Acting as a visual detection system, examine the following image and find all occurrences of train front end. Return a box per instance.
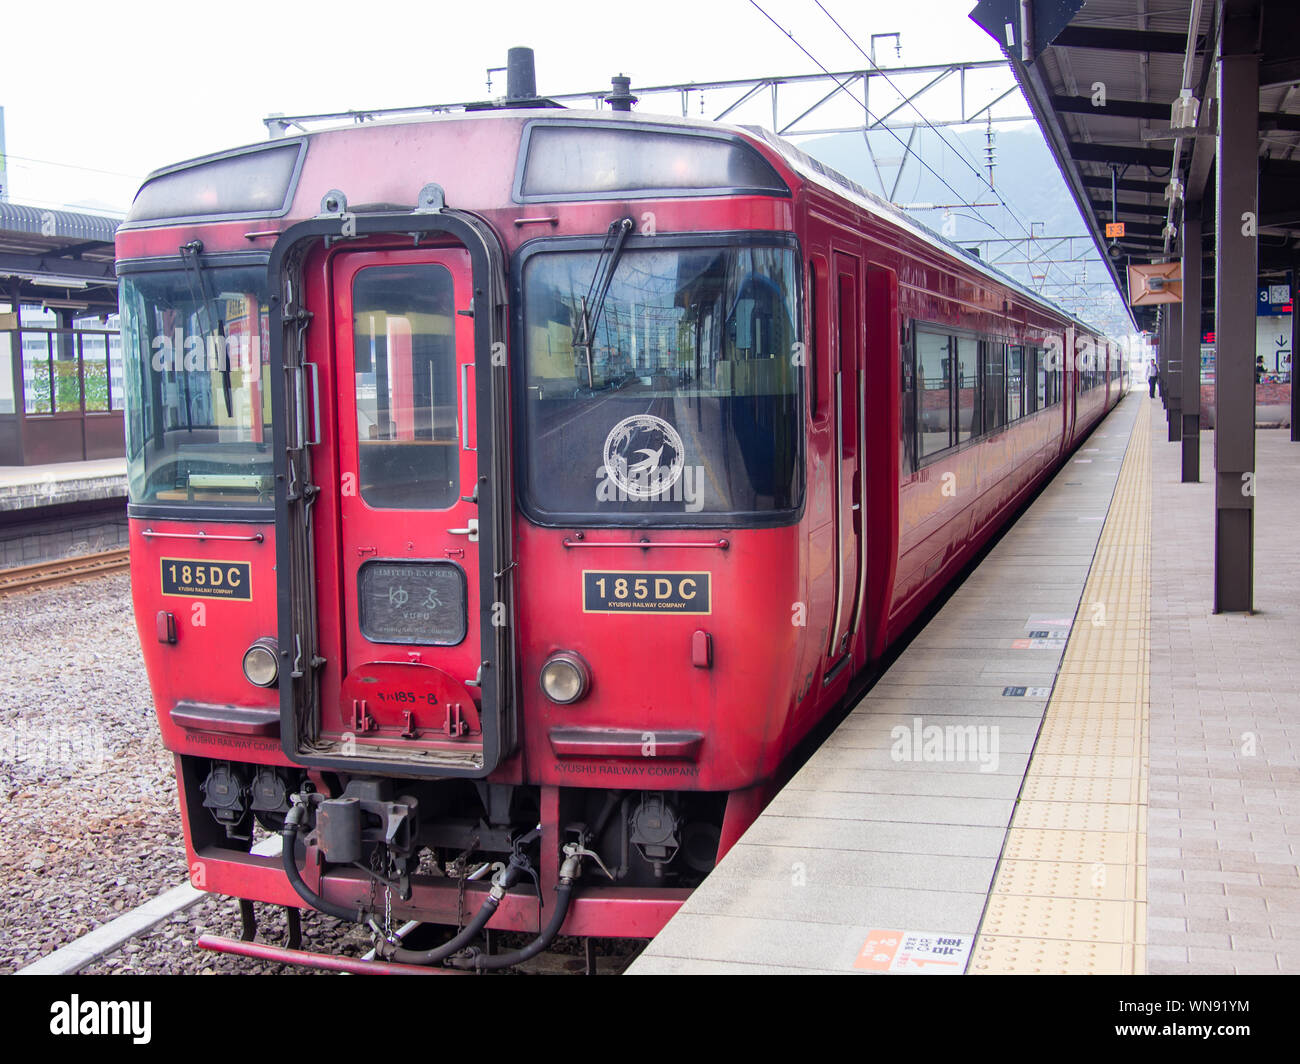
[117,108,817,962]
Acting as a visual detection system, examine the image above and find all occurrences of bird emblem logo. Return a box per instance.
[602,414,686,500]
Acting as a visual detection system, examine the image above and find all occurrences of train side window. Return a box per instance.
[1035,346,1047,409]
[916,327,952,459]
[900,322,916,474]
[953,335,978,444]
[982,340,1006,433]
[1023,346,1037,415]
[1007,345,1023,421]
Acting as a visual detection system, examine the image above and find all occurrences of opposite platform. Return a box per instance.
[0,457,127,513]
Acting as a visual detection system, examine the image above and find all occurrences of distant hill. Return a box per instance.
[799,123,1085,244]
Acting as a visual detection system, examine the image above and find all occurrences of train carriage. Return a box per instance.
[116,56,1123,969]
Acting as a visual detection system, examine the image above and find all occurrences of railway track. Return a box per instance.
[24,877,644,976]
[0,548,130,594]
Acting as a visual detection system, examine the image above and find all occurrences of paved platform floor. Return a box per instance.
[629,394,1300,975]
[1145,408,1300,974]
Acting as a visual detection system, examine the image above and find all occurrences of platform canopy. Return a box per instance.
[0,202,120,318]
[972,0,1300,334]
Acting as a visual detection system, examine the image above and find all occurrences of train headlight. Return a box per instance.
[539,652,590,705]
[242,639,280,688]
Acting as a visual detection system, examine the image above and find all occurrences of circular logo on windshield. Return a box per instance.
[602,414,685,500]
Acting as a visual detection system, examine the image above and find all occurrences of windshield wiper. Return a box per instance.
[179,240,234,418]
[573,217,634,388]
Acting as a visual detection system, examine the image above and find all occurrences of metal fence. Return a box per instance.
[0,326,125,464]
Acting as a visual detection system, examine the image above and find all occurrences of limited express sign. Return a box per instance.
[582,571,711,614]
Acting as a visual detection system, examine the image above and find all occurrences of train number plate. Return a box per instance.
[160,558,252,600]
[582,571,711,614]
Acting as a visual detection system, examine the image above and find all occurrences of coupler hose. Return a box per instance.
[447,845,583,971]
[380,859,524,966]
[280,801,368,925]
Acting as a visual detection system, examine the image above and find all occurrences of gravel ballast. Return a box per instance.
[1,571,644,975]
[0,572,182,973]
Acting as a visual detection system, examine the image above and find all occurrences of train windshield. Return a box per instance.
[120,266,272,507]
[519,244,803,524]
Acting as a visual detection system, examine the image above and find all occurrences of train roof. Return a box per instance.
[125,106,1115,343]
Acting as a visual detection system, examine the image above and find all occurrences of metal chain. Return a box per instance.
[449,837,478,931]
[455,859,468,930]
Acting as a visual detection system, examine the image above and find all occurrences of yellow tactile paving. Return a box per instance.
[981,895,1135,941]
[1019,775,1143,805]
[973,398,1151,974]
[991,858,1142,902]
[1037,717,1141,739]
[1026,754,1142,778]
[969,937,1134,975]
[1032,734,1142,759]
[1012,800,1139,833]
[1001,827,1136,864]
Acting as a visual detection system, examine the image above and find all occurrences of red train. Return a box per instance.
[116,53,1124,970]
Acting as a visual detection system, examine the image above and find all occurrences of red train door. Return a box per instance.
[826,253,863,667]
[327,248,487,765]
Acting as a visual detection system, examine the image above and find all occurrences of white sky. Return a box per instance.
[1,0,1004,212]
[0,0,1136,335]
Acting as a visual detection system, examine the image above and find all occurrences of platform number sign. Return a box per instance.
[854,929,973,974]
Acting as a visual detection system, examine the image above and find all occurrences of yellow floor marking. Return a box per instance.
[972,398,1150,974]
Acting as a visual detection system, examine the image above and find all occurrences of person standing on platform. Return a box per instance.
[1147,357,1159,398]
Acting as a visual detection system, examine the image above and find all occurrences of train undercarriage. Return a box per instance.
[185,755,731,969]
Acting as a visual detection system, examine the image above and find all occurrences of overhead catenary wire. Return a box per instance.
[808,0,1128,327]
[747,0,1105,312]
[746,1,994,230]
[813,0,1017,209]
[810,0,1112,310]
[2,153,144,180]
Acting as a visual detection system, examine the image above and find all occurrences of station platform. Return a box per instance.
[0,458,127,514]
[0,458,128,566]
[628,393,1300,975]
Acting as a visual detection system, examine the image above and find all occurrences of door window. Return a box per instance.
[352,265,459,510]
